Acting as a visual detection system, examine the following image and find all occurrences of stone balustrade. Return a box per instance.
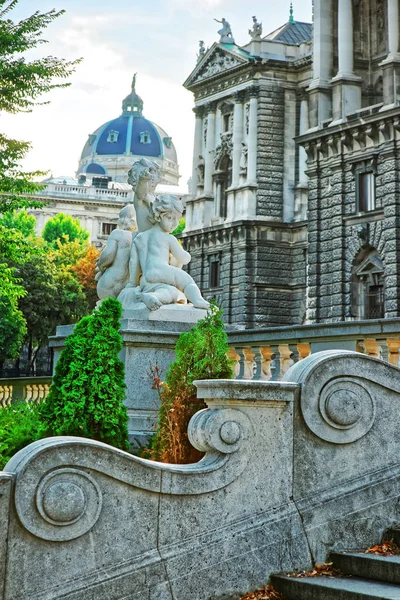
[0,377,51,405]
[227,318,400,381]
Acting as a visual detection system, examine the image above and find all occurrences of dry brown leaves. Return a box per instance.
[287,562,344,578]
[237,585,284,600]
[365,540,400,556]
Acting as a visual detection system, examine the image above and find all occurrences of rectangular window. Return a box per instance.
[357,172,375,212]
[102,223,117,236]
[223,114,230,132]
[209,257,221,288]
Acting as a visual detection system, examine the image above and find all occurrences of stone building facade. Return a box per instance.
[300,0,400,324]
[183,18,313,328]
[183,2,400,329]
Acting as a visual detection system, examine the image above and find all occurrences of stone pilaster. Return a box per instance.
[308,0,333,128]
[203,102,217,196]
[380,0,400,108]
[191,106,204,197]
[247,86,258,185]
[232,91,245,187]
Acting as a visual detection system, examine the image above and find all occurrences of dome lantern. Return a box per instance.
[122,73,143,116]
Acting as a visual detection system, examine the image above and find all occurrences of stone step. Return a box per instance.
[330,552,400,585]
[271,574,400,599]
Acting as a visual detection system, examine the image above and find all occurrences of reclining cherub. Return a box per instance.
[121,195,209,311]
[95,205,136,299]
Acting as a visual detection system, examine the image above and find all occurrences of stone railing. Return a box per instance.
[0,377,52,406]
[227,318,400,381]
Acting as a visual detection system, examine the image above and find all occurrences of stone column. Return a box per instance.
[191,106,204,196]
[331,0,362,122]
[380,0,400,107]
[232,91,245,187]
[247,87,258,185]
[388,0,400,57]
[203,103,216,196]
[308,0,333,127]
[298,96,309,185]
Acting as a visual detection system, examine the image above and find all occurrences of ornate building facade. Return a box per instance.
[183,2,400,329]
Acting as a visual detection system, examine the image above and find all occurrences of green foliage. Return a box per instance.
[42,213,90,247]
[0,400,42,470]
[150,301,234,464]
[172,217,185,237]
[0,294,26,369]
[0,209,36,237]
[40,298,129,450]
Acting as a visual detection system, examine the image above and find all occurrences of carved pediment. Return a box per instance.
[184,43,250,88]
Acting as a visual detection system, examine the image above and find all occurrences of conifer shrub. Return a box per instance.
[40,297,129,450]
[150,302,233,464]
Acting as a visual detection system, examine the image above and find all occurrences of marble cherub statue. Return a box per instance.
[127,158,161,232]
[120,195,209,311]
[249,16,262,40]
[95,204,136,299]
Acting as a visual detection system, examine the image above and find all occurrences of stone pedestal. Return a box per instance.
[50,305,207,448]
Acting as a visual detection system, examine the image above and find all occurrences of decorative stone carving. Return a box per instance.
[95,205,136,300]
[127,157,161,232]
[188,408,250,454]
[197,155,205,185]
[118,195,209,311]
[214,132,233,167]
[195,50,241,82]
[214,18,235,44]
[249,15,262,40]
[239,142,248,174]
[18,467,102,541]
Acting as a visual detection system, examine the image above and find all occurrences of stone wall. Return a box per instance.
[2,350,400,599]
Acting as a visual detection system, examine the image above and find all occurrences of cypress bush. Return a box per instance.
[150,302,233,464]
[40,297,129,450]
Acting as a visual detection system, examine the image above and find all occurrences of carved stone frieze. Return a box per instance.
[194,50,243,84]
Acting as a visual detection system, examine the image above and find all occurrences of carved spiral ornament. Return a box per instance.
[16,467,102,542]
[188,408,250,454]
[303,377,376,444]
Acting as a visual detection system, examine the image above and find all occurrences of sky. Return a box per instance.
[1,0,313,187]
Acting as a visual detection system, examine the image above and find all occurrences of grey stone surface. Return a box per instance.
[330,552,400,585]
[0,474,12,600]
[2,350,400,599]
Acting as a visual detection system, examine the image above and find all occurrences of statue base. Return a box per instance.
[50,305,207,449]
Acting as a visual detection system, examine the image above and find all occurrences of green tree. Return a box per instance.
[150,302,234,464]
[0,209,36,237]
[40,298,129,450]
[172,217,185,237]
[0,400,42,470]
[42,213,90,247]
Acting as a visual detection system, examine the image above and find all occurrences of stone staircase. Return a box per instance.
[272,529,400,599]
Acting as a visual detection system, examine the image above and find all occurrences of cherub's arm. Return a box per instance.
[168,234,191,265]
[97,234,118,272]
[129,234,141,286]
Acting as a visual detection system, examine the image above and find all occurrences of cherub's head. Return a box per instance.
[118,205,136,231]
[128,158,161,192]
[149,195,183,233]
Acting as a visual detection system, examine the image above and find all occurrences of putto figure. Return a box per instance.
[127,158,161,232]
[197,40,206,62]
[249,15,262,40]
[122,196,210,311]
[214,18,235,44]
[95,205,136,300]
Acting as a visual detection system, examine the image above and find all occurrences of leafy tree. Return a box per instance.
[0,209,36,237]
[0,1,81,205]
[172,217,185,237]
[72,245,101,310]
[40,298,129,450]
[150,302,234,464]
[42,213,90,247]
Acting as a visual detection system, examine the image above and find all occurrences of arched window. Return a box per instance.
[352,249,385,319]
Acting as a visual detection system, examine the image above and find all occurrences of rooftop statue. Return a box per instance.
[249,15,262,40]
[197,40,206,62]
[214,18,235,44]
[95,205,137,300]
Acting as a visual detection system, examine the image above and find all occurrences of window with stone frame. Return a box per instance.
[140,131,151,144]
[356,171,376,212]
[107,130,119,143]
[209,254,221,288]
[351,250,384,319]
[102,222,117,236]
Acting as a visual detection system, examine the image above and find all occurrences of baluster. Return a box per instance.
[386,338,400,367]
[43,384,50,399]
[297,343,311,360]
[31,385,39,403]
[25,385,33,402]
[243,347,255,380]
[260,346,273,381]
[235,348,246,380]
[0,387,5,408]
[269,346,281,381]
[377,339,389,363]
[227,347,241,378]
[251,346,263,380]
[279,344,292,377]
[359,338,380,358]
[289,344,300,366]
